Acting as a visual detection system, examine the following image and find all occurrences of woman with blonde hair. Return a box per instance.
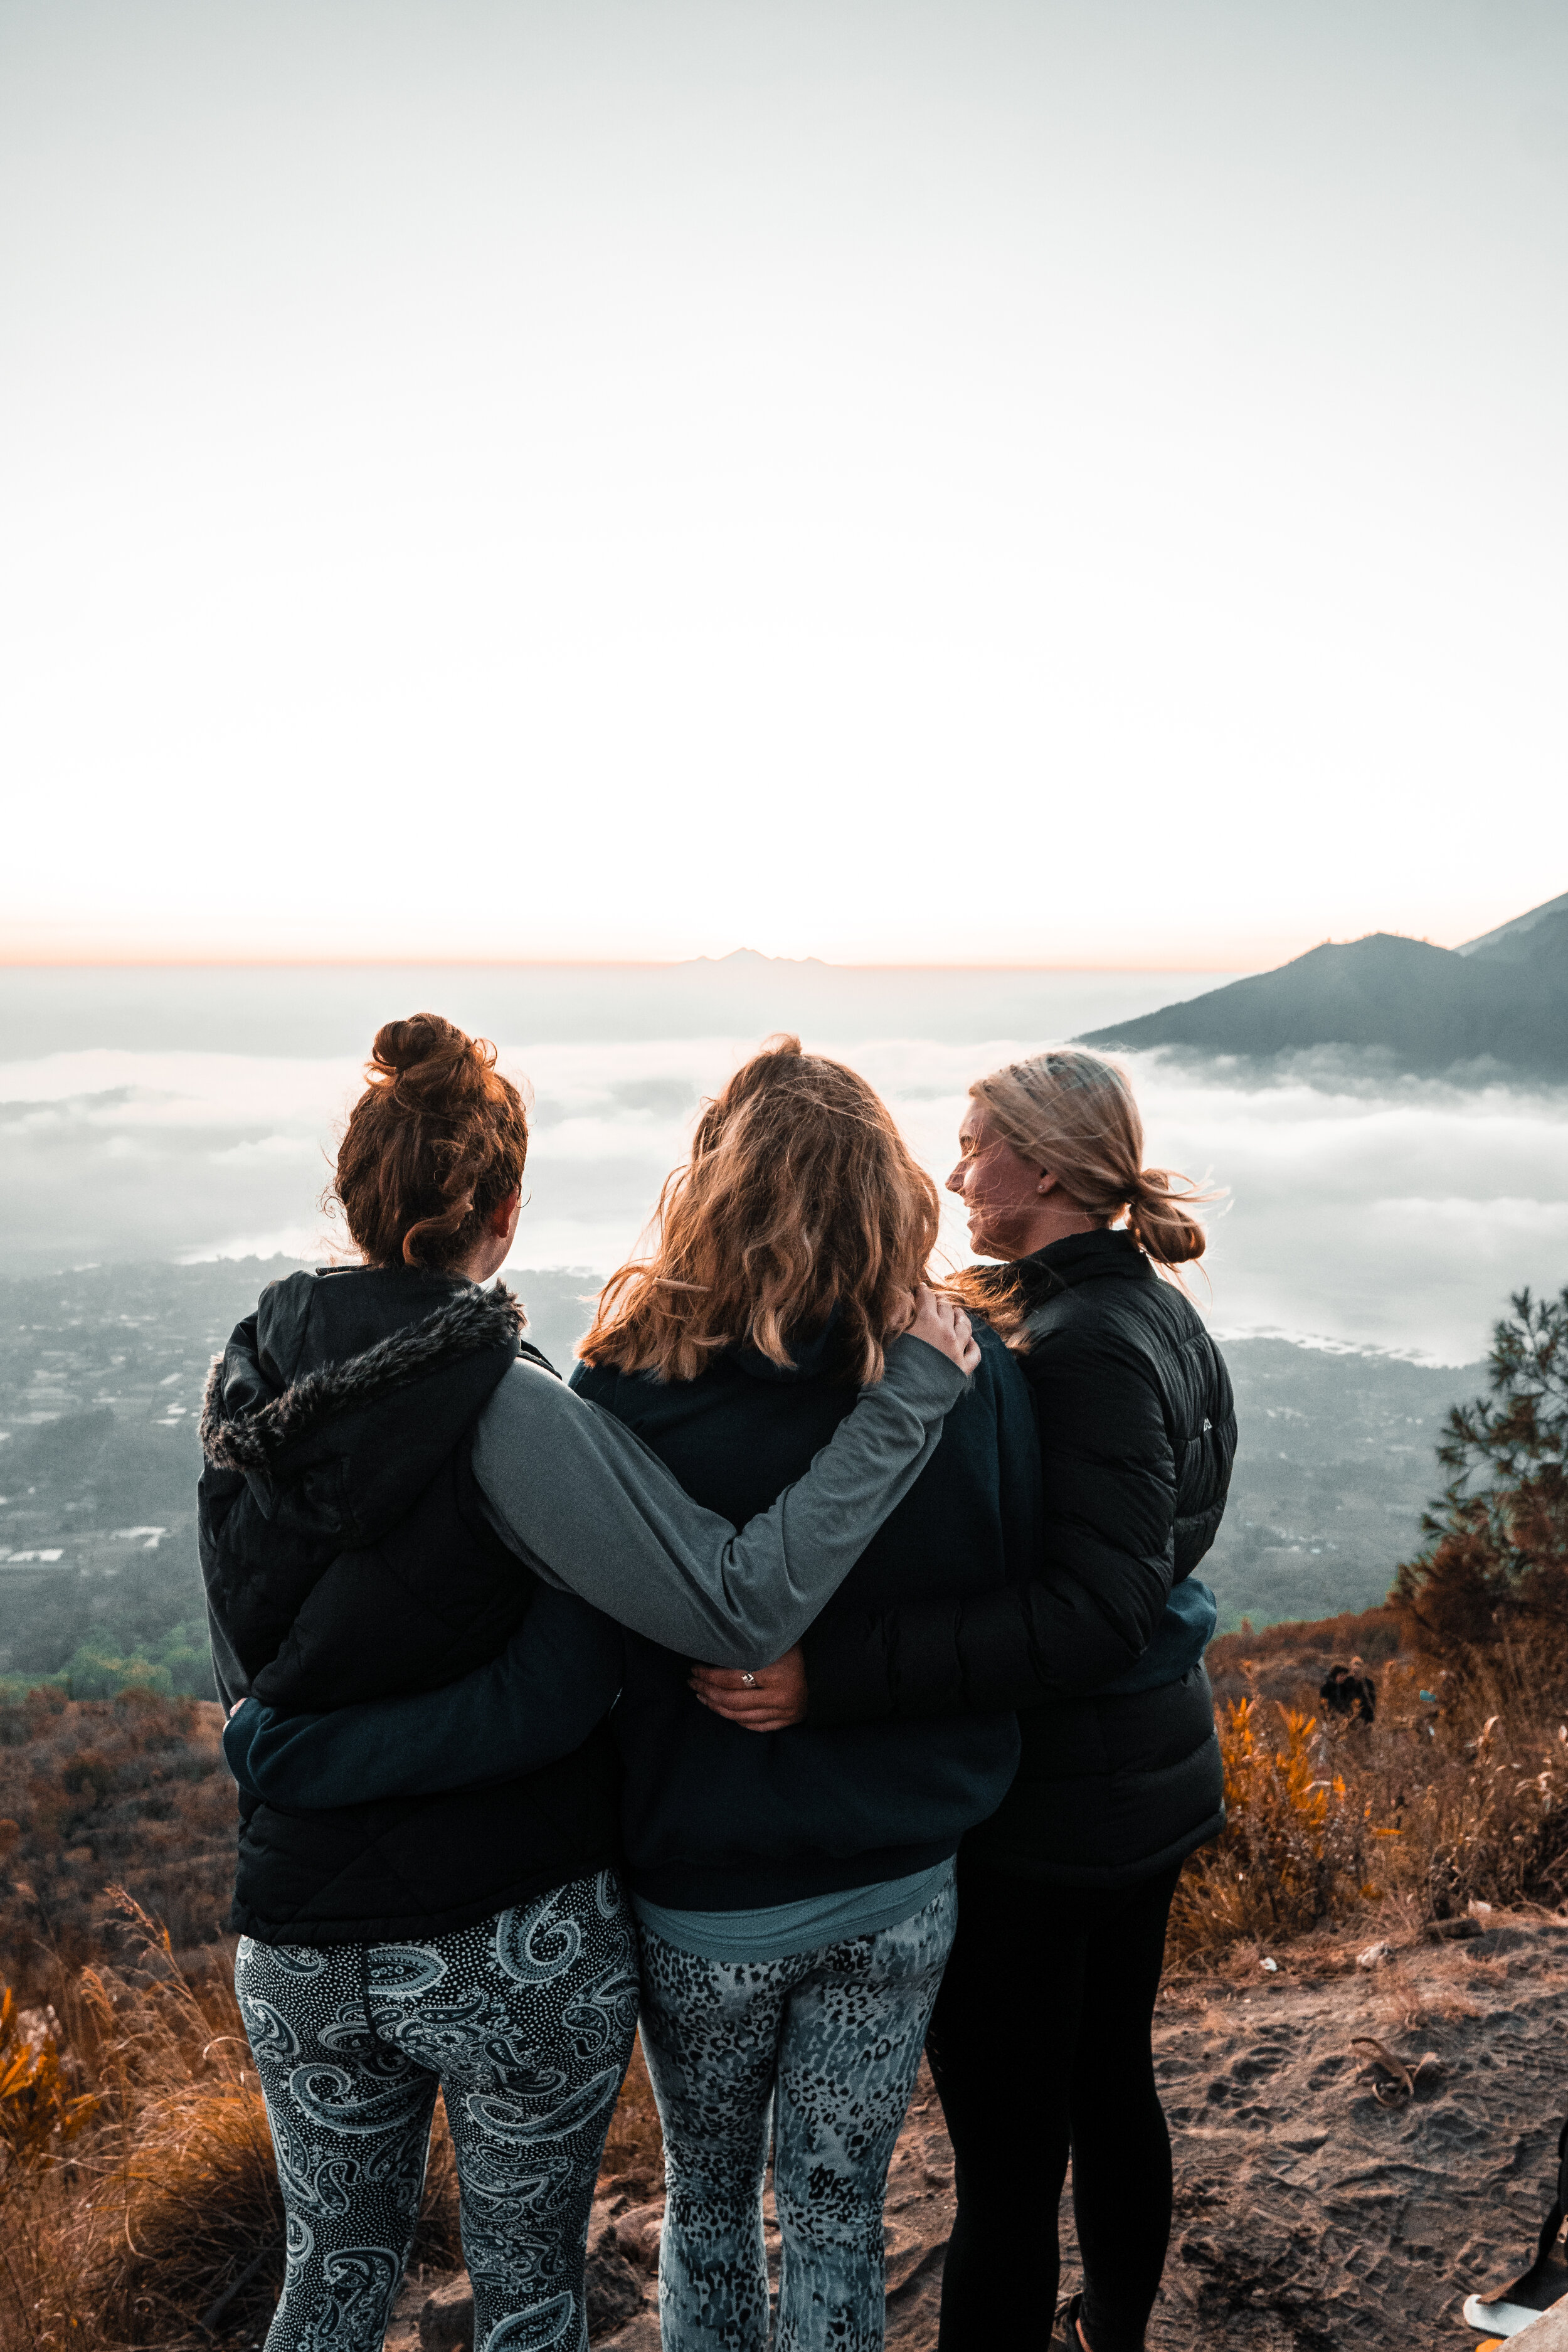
[698,1047,1236,2352]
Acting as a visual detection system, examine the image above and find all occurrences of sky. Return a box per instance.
[4,0,1567,967]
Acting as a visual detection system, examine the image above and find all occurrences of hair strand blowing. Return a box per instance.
[972,1048,1217,1269]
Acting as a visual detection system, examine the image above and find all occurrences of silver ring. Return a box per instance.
[741,1671,757,1687]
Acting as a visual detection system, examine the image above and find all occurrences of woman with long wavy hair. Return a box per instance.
[696,1047,1236,2352]
[569,1037,1039,2352]
[204,1015,978,2352]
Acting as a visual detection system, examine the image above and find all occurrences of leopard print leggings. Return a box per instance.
[637,1878,957,2352]
[236,1871,638,2352]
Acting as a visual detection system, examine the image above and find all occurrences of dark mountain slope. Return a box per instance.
[1463,903,1568,972]
[1079,896,1568,1077]
[1458,889,1568,958]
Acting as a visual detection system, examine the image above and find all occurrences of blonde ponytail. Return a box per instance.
[1125,1168,1209,1266]
[969,1049,1217,1270]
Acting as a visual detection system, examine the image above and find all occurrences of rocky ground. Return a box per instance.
[383,1910,1568,2351]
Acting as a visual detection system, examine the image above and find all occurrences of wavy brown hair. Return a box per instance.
[580,1036,939,1385]
[332,1014,529,1271]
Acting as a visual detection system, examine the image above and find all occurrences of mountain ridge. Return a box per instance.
[1079,892,1568,1077]
[1457,887,1568,957]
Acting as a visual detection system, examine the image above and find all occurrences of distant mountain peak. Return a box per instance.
[686,947,829,968]
[1078,896,1568,1078]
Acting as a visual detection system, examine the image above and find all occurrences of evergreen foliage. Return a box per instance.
[1394,1286,1568,1655]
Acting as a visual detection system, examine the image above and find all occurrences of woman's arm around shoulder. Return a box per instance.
[224,1583,625,1809]
[228,1293,977,1816]
[470,1289,977,1670]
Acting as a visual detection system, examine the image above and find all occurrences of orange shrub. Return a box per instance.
[1168,1698,1367,1961]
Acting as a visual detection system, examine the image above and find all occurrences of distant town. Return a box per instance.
[1,1256,1485,1698]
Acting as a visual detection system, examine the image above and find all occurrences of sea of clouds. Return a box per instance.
[3,990,1565,1363]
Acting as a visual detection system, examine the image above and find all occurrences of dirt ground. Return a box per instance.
[1130,1913,1568,2346]
[388,1910,1568,2351]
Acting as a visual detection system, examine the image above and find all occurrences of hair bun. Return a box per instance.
[372,1014,455,1073]
[336,1012,528,1269]
[370,1014,492,1097]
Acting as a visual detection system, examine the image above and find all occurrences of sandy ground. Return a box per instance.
[1135,1914,1568,2346]
[387,1910,1568,2351]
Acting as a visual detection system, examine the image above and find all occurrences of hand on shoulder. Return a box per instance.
[897,1285,980,1377]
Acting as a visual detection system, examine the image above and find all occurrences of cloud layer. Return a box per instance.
[3,1036,1564,1363]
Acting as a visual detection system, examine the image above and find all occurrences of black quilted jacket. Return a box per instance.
[801,1228,1236,1886]
[198,1266,619,1942]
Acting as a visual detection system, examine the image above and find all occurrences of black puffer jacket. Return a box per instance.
[199,1267,620,1942]
[802,1229,1236,1887]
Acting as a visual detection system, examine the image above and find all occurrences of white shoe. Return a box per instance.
[1464,2290,1559,2337]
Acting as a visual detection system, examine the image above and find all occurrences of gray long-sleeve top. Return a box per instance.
[467,1331,967,1666]
[225,1328,968,1807]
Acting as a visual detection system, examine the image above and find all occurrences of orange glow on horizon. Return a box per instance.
[0,950,1260,973]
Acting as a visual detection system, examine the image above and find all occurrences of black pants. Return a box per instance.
[926,1854,1182,2352]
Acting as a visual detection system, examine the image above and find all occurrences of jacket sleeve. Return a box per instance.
[471,1332,968,1669]
[802,1325,1177,1725]
[223,1584,625,1808]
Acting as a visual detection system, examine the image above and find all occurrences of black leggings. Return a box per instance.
[926,1855,1182,2352]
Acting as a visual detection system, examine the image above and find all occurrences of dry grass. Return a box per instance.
[71,1939,286,2351]
[1168,1697,1367,1960]
[1209,1605,1402,1676]
[0,1897,463,2351]
[599,2036,664,2201]
[0,1978,102,2352]
[0,1687,235,2000]
[1171,1637,1568,1966]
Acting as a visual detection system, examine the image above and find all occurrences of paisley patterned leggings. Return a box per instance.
[235,1871,639,2352]
[637,1880,957,2352]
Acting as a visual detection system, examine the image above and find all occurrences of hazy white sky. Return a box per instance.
[4,0,1566,966]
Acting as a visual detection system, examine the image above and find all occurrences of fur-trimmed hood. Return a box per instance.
[201,1274,526,1475]
[195,1263,620,1939]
